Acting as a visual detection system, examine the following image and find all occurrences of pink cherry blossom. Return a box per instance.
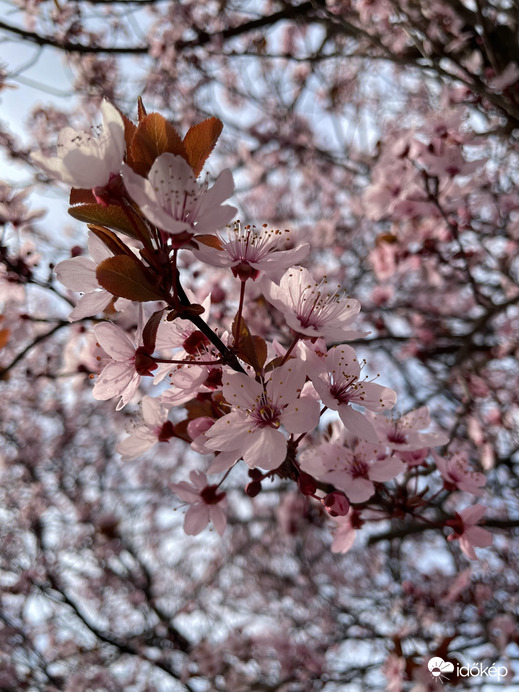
[262,266,366,342]
[446,505,493,559]
[161,356,223,407]
[121,153,237,236]
[55,231,128,321]
[116,396,174,460]
[301,441,405,503]
[92,319,155,410]
[31,100,125,189]
[309,345,397,443]
[413,138,485,178]
[204,361,320,470]
[432,450,486,496]
[170,470,227,535]
[330,511,361,554]
[193,220,310,281]
[367,406,449,451]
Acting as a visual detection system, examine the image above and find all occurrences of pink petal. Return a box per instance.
[369,456,406,482]
[459,536,477,560]
[204,413,251,452]
[55,257,98,292]
[267,359,306,405]
[282,397,320,434]
[465,526,493,549]
[223,372,262,409]
[92,361,137,400]
[116,429,158,460]
[141,397,166,426]
[460,504,487,525]
[209,505,227,535]
[170,481,201,503]
[68,291,112,321]
[88,231,112,264]
[184,504,210,535]
[339,406,380,444]
[331,522,356,553]
[94,323,136,361]
[337,476,374,503]
[207,451,241,474]
[115,371,141,410]
[243,427,286,470]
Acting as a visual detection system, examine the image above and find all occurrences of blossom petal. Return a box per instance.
[282,397,320,434]
[243,427,287,470]
[68,291,112,322]
[116,430,158,460]
[183,504,210,535]
[369,456,406,482]
[209,505,227,536]
[204,412,252,451]
[94,323,136,361]
[55,257,98,292]
[339,406,380,443]
[92,361,136,400]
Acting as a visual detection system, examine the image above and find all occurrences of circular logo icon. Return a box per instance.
[428,656,454,679]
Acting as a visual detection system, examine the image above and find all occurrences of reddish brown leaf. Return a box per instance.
[142,308,164,353]
[70,188,96,205]
[231,316,267,373]
[121,111,137,152]
[194,234,225,250]
[265,355,286,372]
[250,335,268,370]
[183,117,223,177]
[0,327,10,350]
[137,96,147,123]
[128,113,187,177]
[96,255,164,302]
[87,225,135,257]
[68,203,147,241]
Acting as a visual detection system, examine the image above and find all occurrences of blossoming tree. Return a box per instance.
[1,1,518,689]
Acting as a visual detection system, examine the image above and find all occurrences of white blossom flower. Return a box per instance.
[309,345,397,443]
[31,101,125,189]
[55,231,129,321]
[170,470,227,536]
[446,505,493,559]
[193,221,310,281]
[205,360,320,471]
[262,266,366,342]
[92,314,156,410]
[121,153,236,236]
[116,396,174,460]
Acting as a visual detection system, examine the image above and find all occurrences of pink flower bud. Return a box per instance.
[323,491,350,517]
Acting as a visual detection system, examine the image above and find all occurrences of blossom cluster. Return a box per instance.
[32,100,492,558]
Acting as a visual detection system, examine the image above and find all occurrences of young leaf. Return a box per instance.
[68,203,147,241]
[70,188,96,205]
[193,234,225,250]
[231,316,267,373]
[96,255,164,302]
[183,117,224,177]
[128,113,187,177]
[142,308,164,353]
[87,225,135,257]
[121,111,138,152]
[137,96,147,123]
